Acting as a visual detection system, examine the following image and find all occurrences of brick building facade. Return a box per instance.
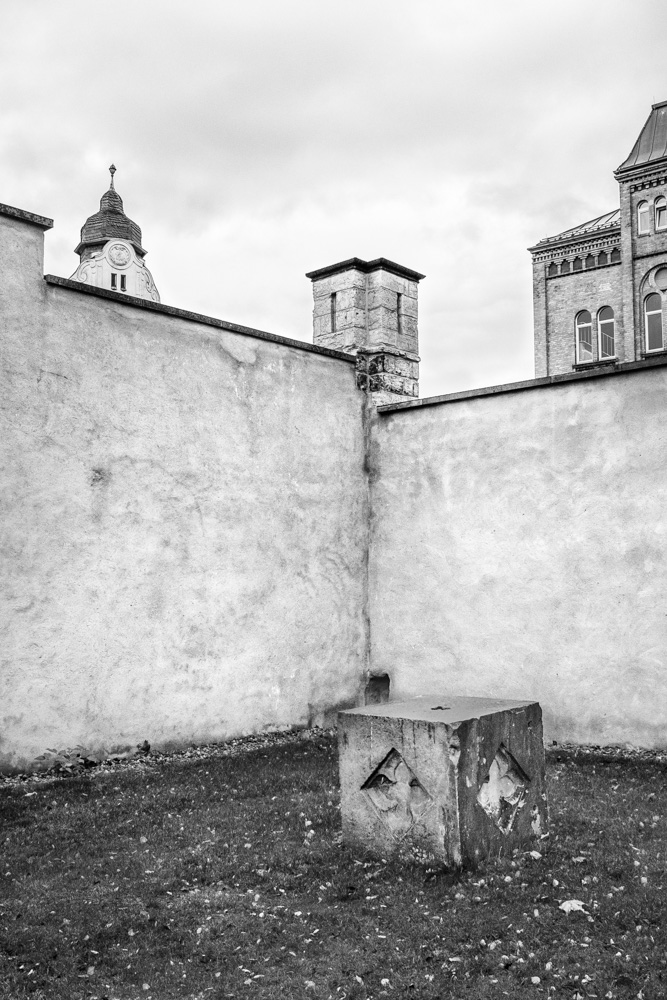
[530,101,667,377]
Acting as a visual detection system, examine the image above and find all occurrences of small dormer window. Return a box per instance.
[655,196,667,231]
[638,200,650,235]
[110,273,117,289]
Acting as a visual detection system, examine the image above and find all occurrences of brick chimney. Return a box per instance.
[305,257,425,405]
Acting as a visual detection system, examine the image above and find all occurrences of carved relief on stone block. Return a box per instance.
[476,744,530,834]
[361,748,433,838]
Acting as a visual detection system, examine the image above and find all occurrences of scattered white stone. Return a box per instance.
[559,899,588,914]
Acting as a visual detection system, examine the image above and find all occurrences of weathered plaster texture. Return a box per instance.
[369,371,667,748]
[1,212,368,771]
[338,697,547,868]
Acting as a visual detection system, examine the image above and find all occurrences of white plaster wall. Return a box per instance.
[369,373,667,748]
[1,217,368,770]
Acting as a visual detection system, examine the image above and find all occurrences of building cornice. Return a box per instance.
[614,164,667,189]
[306,257,426,282]
[528,226,621,262]
[530,233,621,263]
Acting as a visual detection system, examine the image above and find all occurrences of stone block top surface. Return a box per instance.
[340,695,536,725]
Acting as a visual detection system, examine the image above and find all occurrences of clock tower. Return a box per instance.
[70,165,160,302]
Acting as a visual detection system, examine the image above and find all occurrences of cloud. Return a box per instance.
[2,0,666,396]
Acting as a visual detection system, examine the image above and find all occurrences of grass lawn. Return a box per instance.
[1,731,665,1000]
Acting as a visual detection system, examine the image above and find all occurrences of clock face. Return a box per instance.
[109,244,131,267]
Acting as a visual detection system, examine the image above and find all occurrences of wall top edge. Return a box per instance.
[0,202,53,230]
[43,275,356,363]
[305,257,426,282]
[378,356,667,414]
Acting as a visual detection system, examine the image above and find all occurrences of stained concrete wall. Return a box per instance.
[1,210,368,772]
[369,369,667,748]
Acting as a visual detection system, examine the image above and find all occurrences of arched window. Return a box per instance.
[585,254,596,269]
[655,196,667,231]
[573,257,583,271]
[598,307,615,359]
[611,248,621,263]
[645,293,663,351]
[598,251,608,266]
[576,310,594,363]
[547,262,557,277]
[638,201,650,235]
[561,259,571,275]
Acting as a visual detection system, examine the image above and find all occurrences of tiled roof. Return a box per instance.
[616,101,667,174]
[529,210,620,251]
[75,174,144,257]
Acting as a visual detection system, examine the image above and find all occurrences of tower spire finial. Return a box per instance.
[109,164,116,190]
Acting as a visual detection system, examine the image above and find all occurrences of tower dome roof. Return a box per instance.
[75,165,145,257]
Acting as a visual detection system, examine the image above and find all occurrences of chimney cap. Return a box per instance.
[306,256,425,282]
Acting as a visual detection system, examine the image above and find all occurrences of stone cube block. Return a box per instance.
[338,696,548,868]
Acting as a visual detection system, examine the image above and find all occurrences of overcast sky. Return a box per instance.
[2,1,666,398]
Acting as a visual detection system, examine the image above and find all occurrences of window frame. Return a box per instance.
[575,309,594,364]
[655,196,667,232]
[597,306,616,360]
[638,200,650,235]
[644,293,664,353]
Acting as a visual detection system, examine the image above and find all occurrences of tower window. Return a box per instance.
[585,254,595,269]
[597,251,608,266]
[655,196,667,231]
[644,293,663,352]
[330,292,337,334]
[572,257,582,271]
[120,274,127,291]
[575,310,593,363]
[110,272,117,289]
[547,262,557,277]
[396,292,402,336]
[638,200,650,235]
[561,260,571,275]
[598,306,615,359]
[610,248,621,263]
